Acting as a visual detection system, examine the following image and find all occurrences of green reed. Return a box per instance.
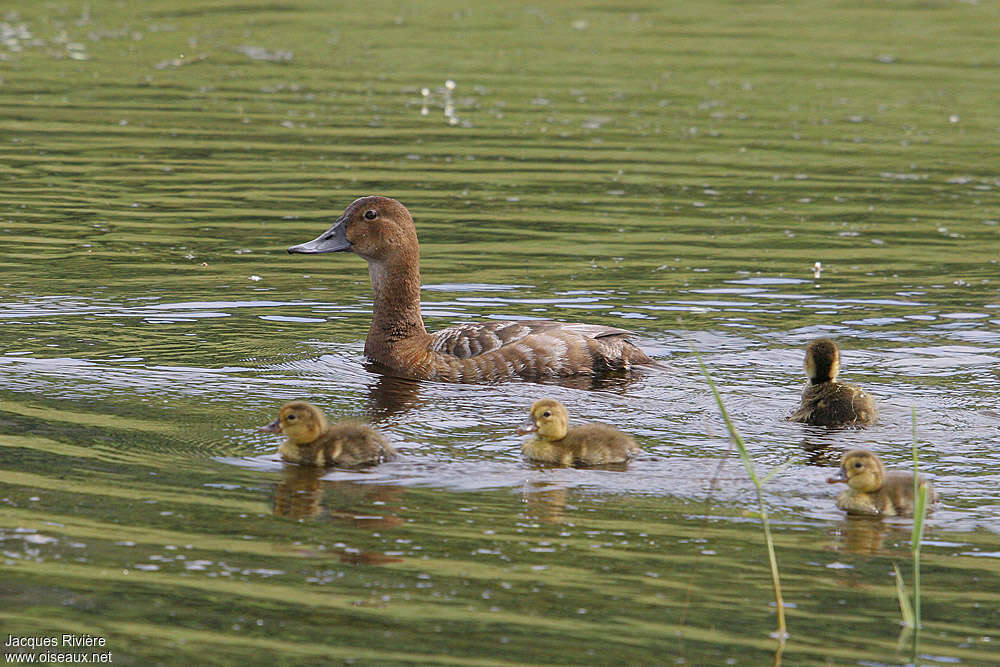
[895,408,930,632]
[911,409,930,628]
[692,347,788,641]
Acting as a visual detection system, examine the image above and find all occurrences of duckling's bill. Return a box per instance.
[517,417,538,435]
[259,419,282,434]
[827,468,848,484]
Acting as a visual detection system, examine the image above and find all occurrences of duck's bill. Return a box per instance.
[827,468,848,484]
[259,419,282,434]
[288,217,351,254]
[516,418,538,435]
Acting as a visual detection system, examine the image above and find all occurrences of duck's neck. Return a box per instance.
[809,367,836,385]
[364,255,428,362]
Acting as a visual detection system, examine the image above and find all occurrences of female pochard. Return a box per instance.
[260,401,396,467]
[288,196,655,382]
[788,338,877,427]
[828,448,935,516]
[517,398,640,466]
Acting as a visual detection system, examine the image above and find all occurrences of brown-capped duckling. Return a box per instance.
[260,401,396,467]
[288,196,655,381]
[828,448,935,517]
[788,338,877,427]
[517,398,640,466]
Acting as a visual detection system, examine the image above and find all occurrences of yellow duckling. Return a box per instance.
[259,401,396,467]
[828,448,935,517]
[788,338,877,426]
[517,398,640,466]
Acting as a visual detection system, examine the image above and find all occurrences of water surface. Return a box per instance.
[2,1,999,664]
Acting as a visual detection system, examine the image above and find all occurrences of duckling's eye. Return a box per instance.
[286,414,297,421]
[364,209,378,221]
[853,461,863,468]
[542,411,551,418]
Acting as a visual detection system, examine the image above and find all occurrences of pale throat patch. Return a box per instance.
[368,260,388,287]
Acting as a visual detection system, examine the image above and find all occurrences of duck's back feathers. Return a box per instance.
[423,320,650,381]
[789,381,877,427]
[430,320,635,357]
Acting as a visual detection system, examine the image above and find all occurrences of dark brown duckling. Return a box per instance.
[288,196,655,382]
[788,338,877,427]
[517,398,640,466]
[260,401,396,466]
[828,448,935,517]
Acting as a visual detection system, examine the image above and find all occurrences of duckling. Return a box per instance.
[259,401,396,466]
[788,338,877,426]
[288,196,656,382]
[517,398,640,466]
[828,448,935,517]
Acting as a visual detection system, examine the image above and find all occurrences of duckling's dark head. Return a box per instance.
[804,338,840,384]
[827,448,885,492]
[518,398,569,441]
[260,401,329,446]
[288,196,418,263]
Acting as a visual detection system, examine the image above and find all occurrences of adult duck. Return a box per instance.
[288,196,655,382]
[788,338,877,427]
[828,448,935,517]
[517,398,641,466]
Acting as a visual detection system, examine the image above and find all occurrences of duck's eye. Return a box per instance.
[286,414,297,421]
[364,209,378,221]
[853,461,863,468]
[542,411,551,418]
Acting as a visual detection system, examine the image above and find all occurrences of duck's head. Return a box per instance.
[288,196,418,263]
[260,401,328,446]
[827,448,885,492]
[804,337,840,384]
[517,398,569,441]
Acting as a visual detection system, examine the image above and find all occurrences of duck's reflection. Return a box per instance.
[273,464,404,530]
[797,434,844,467]
[528,369,645,393]
[363,365,424,419]
[273,465,324,519]
[831,515,893,555]
[362,363,646,422]
[522,479,568,524]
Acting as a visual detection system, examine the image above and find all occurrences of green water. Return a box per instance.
[2,0,999,664]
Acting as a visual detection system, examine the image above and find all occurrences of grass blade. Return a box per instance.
[893,563,915,629]
[910,407,929,631]
[691,342,787,641]
[912,483,929,630]
[761,460,794,486]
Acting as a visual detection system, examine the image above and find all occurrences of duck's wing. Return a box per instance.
[429,320,637,359]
